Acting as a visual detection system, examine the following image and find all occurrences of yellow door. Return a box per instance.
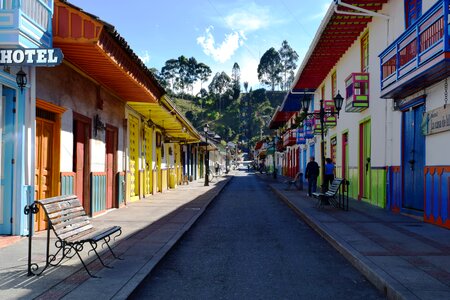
[128,115,139,201]
[144,125,153,196]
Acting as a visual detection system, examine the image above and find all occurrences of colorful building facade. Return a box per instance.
[272,0,450,229]
[0,0,54,235]
[0,0,201,235]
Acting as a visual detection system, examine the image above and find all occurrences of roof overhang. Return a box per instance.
[280,89,316,112]
[53,0,164,103]
[128,96,201,144]
[292,1,387,90]
[269,106,295,129]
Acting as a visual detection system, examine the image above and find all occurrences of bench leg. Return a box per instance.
[74,243,99,278]
[88,241,113,269]
[102,235,123,260]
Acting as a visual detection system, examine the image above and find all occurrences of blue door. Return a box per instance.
[403,104,425,211]
[0,87,15,234]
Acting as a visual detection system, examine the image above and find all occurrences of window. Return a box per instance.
[405,0,422,28]
[361,32,369,72]
[331,71,337,98]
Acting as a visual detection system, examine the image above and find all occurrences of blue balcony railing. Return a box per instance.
[0,0,53,48]
[379,0,449,98]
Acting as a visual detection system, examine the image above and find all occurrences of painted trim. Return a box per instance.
[398,95,426,111]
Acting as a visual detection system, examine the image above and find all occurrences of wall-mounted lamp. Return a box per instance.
[16,68,27,93]
[94,114,106,137]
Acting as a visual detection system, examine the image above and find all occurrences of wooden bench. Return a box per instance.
[284,172,303,190]
[313,178,345,209]
[25,195,122,277]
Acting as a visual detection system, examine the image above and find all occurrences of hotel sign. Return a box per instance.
[422,105,450,135]
[0,48,63,66]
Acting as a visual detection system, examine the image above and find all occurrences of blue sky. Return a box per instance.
[69,0,331,90]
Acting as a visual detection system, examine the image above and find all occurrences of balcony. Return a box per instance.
[0,0,53,48]
[345,73,369,112]
[379,0,448,99]
[283,129,297,147]
[313,100,336,127]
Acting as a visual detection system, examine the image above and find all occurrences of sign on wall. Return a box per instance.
[422,105,450,135]
[0,48,63,66]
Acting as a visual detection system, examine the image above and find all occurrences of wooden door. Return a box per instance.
[0,87,14,234]
[143,126,153,196]
[128,115,139,200]
[35,117,55,231]
[359,120,371,200]
[74,117,91,214]
[342,133,349,182]
[105,126,117,209]
[403,105,425,211]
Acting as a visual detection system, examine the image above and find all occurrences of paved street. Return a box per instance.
[130,171,383,299]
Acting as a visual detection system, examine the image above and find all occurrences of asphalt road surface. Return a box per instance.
[130,171,383,299]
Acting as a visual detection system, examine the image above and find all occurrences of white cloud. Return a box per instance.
[197,26,245,63]
[138,50,151,65]
[223,2,276,32]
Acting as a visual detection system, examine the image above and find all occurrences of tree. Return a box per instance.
[257,47,282,91]
[231,63,241,100]
[279,40,299,91]
[231,62,240,83]
[196,62,212,90]
[243,81,249,93]
[161,58,179,91]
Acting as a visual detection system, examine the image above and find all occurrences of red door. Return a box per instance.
[105,126,117,209]
[74,116,91,214]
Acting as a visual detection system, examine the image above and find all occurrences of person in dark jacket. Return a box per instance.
[305,156,319,196]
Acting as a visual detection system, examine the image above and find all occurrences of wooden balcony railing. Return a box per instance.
[379,0,448,98]
[283,129,297,147]
[345,73,369,112]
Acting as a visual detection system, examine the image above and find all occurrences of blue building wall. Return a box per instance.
[0,1,54,235]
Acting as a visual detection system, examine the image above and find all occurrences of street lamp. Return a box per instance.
[300,91,344,192]
[204,124,209,186]
[272,136,278,179]
[225,145,229,174]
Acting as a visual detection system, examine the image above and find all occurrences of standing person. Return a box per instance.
[324,158,335,191]
[305,156,320,196]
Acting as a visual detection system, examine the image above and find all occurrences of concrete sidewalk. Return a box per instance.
[0,176,231,300]
[263,174,450,300]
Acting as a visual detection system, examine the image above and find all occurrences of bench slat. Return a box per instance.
[44,199,83,214]
[38,195,79,205]
[49,209,86,224]
[58,223,94,240]
[45,200,81,214]
[53,215,90,230]
[75,226,122,243]
[55,219,92,236]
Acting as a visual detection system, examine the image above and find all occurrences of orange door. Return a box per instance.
[105,127,117,209]
[35,118,55,231]
[74,118,91,214]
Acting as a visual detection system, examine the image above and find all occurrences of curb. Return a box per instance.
[112,176,234,300]
[269,184,417,300]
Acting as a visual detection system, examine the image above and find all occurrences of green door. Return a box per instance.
[359,120,371,200]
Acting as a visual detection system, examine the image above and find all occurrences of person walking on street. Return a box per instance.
[305,156,319,196]
[324,158,335,191]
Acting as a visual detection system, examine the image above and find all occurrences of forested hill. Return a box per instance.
[172,89,286,146]
[150,40,299,147]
